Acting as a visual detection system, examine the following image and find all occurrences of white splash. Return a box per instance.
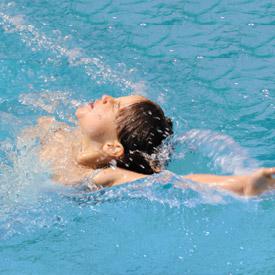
[0,10,145,92]
[176,129,260,174]
[19,90,80,123]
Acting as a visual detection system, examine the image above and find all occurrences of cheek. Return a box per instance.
[79,113,106,138]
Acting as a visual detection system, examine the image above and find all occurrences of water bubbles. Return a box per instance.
[157,92,166,104]
[262,89,270,98]
[52,29,61,36]
[8,14,24,25]
[7,2,16,8]
[67,48,82,63]
[189,248,195,254]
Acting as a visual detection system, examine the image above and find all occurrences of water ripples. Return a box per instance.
[0,1,274,272]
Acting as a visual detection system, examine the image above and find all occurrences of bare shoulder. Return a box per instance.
[20,116,63,139]
[91,167,147,187]
[37,116,69,132]
[19,116,52,142]
[26,116,71,142]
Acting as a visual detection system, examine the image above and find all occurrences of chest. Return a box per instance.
[39,129,90,184]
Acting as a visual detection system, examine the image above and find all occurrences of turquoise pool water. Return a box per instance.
[0,0,274,274]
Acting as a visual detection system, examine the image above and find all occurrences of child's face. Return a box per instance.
[76,94,145,143]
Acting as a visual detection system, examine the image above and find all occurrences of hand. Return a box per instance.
[244,168,275,196]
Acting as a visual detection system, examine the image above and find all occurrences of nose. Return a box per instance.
[102,94,114,104]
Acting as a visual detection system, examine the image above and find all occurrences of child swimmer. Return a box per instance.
[27,94,275,196]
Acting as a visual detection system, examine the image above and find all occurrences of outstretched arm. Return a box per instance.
[183,168,275,196]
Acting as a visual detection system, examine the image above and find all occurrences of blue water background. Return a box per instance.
[0,0,275,274]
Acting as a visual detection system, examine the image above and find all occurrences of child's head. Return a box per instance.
[76,94,173,173]
[116,99,173,174]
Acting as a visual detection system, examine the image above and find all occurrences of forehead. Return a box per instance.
[117,95,146,108]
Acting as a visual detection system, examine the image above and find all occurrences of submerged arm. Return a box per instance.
[183,168,275,196]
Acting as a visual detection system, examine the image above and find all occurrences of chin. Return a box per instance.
[75,105,88,119]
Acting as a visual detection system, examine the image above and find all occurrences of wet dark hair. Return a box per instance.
[116,99,173,174]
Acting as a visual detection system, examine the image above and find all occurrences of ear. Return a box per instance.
[102,141,124,159]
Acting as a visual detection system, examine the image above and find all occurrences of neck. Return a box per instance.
[73,131,108,169]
